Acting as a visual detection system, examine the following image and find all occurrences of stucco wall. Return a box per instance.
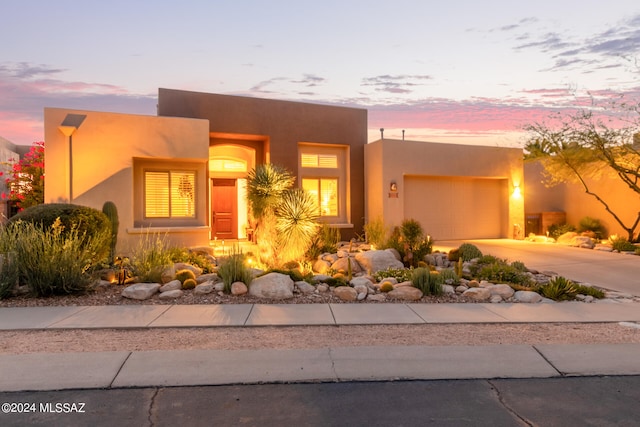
[525,160,640,238]
[157,89,368,238]
[44,108,210,252]
[365,139,524,239]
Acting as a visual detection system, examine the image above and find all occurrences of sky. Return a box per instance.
[1,0,639,147]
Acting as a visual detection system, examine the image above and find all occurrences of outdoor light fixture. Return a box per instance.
[389,181,397,192]
[58,114,86,202]
[512,185,522,198]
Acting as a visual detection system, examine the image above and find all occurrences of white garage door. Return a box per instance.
[404,176,508,240]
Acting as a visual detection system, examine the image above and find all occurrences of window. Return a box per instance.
[301,153,338,169]
[144,170,196,218]
[302,178,338,216]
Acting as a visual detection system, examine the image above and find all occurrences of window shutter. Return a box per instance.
[145,172,170,218]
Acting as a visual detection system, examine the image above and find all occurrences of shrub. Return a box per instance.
[175,269,196,284]
[478,263,533,286]
[385,219,433,268]
[306,223,341,260]
[575,284,605,299]
[539,276,578,301]
[217,246,253,293]
[447,248,460,262]
[611,237,637,252]
[0,225,21,298]
[411,267,442,296]
[324,276,348,287]
[10,203,111,245]
[373,267,412,283]
[548,223,576,240]
[7,219,110,296]
[167,247,215,274]
[577,216,607,239]
[510,261,527,272]
[458,243,482,261]
[439,268,459,285]
[129,231,173,283]
[182,278,197,290]
[364,217,388,249]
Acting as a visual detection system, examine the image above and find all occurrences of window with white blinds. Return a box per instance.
[301,153,338,168]
[144,170,196,218]
[302,178,338,217]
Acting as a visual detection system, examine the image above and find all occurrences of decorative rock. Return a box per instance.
[367,293,387,302]
[333,286,357,301]
[231,281,248,296]
[379,277,398,285]
[569,236,595,249]
[322,253,339,263]
[490,295,503,303]
[92,280,112,292]
[331,257,362,274]
[479,280,492,288]
[313,259,331,274]
[357,291,367,301]
[122,283,161,300]
[594,244,614,252]
[214,282,225,292]
[160,266,175,284]
[463,287,491,301]
[395,280,414,288]
[424,254,436,266]
[194,282,216,294]
[197,273,220,284]
[455,285,469,293]
[355,250,405,274]
[387,286,423,301]
[442,284,455,294]
[159,289,184,299]
[557,232,578,245]
[488,284,515,299]
[160,280,182,293]
[467,280,479,288]
[350,277,374,288]
[386,248,402,262]
[514,290,543,303]
[174,263,203,276]
[296,281,316,294]
[313,274,331,282]
[337,250,349,258]
[316,283,330,293]
[249,273,294,299]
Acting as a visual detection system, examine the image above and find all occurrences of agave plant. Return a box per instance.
[275,188,319,265]
[539,276,578,301]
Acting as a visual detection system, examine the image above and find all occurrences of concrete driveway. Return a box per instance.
[434,239,640,296]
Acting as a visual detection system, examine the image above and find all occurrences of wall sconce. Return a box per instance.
[58,114,86,202]
[389,182,397,192]
[512,184,522,198]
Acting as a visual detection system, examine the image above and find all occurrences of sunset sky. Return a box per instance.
[1,0,639,147]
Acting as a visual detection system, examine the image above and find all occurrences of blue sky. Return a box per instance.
[1,0,639,146]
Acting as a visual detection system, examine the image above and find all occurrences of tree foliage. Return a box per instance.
[0,141,44,212]
[524,100,640,241]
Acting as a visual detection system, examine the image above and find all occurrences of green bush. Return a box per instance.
[0,225,21,298]
[373,267,412,283]
[10,203,111,243]
[411,267,442,296]
[217,246,253,293]
[539,276,578,301]
[611,237,637,252]
[324,277,349,287]
[5,219,110,296]
[439,268,459,285]
[129,232,173,283]
[510,261,527,272]
[577,217,607,239]
[575,284,605,299]
[548,223,576,240]
[385,219,433,268]
[306,223,341,260]
[167,247,215,273]
[458,243,483,261]
[363,217,388,249]
[477,263,533,286]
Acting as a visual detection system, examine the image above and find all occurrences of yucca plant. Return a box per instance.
[275,188,319,265]
[539,276,578,301]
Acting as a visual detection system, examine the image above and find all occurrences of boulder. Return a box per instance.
[387,286,423,301]
[350,277,374,288]
[295,281,316,294]
[488,284,515,299]
[231,281,248,296]
[442,284,455,294]
[331,257,362,274]
[197,273,220,284]
[194,282,216,295]
[557,232,578,245]
[248,273,294,299]
[463,287,491,301]
[159,289,184,299]
[313,259,331,274]
[569,236,595,249]
[355,250,404,274]
[159,280,182,293]
[333,286,357,301]
[122,283,161,300]
[174,263,203,277]
[367,293,386,302]
[490,295,503,303]
[514,290,543,303]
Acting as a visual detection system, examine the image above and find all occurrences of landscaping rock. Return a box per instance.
[490,295,503,303]
[455,285,469,293]
[442,284,455,294]
[350,277,374,288]
[160,266,175,284]
[197,273,220,284]
[313,259,331,274]
[231,281,248,296]
[367,293,386,302]
[378,277,398,286]
[160,280,182,293]
[467,280,479,288]
[159,289,183,299]
[122,283,161,300]
[295,281,316,294]
[248,272,294,299]
[355,250,405,274]
[488,284,515,299]
[194,282,215,294]
[395,280,414,288]
[387,286,423,301]
[214,282,225,292]
[386,248,402,262]
[174,263,203,277]
[92,280,112,292]
[463,287,491,301]
[514,290,542,303]
[594,244,614,252]
[333,286,357,301]
[569,236,595,249]
[331,257,362,274]
[316,283,330,293]
[557,232,578,245]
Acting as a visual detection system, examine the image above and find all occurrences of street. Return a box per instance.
[1,376,639,426]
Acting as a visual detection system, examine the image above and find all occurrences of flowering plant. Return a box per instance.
[0,141,44,211]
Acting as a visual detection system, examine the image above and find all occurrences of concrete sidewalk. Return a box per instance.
[2,302,640,392]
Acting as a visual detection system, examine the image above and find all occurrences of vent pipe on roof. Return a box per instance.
[402,130,405,140]
[380,128,384,139]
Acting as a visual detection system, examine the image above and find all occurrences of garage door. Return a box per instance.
[404,176,508,240]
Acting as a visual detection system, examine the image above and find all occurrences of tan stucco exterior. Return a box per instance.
[44,108,211,251]
[365,139,524,239]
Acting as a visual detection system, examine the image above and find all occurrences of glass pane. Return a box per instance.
[320,178,338,216]
[302,178,320,215]
[145,172,170,218]
[301,153,318,168]
[171,171,196,217]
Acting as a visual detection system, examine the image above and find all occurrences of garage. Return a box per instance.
[404,175,508,240]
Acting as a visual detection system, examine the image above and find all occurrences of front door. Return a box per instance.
[211,178,237,239]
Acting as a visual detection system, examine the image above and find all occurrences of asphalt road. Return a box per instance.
[1,376,639,426]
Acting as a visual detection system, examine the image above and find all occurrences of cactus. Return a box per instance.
[102,201,119,263]
[182,278,197,290]
[176,269,197,283]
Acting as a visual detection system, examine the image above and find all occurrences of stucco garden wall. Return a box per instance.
[44,108,210,252]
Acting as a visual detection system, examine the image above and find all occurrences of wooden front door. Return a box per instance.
[211,178,237,239]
